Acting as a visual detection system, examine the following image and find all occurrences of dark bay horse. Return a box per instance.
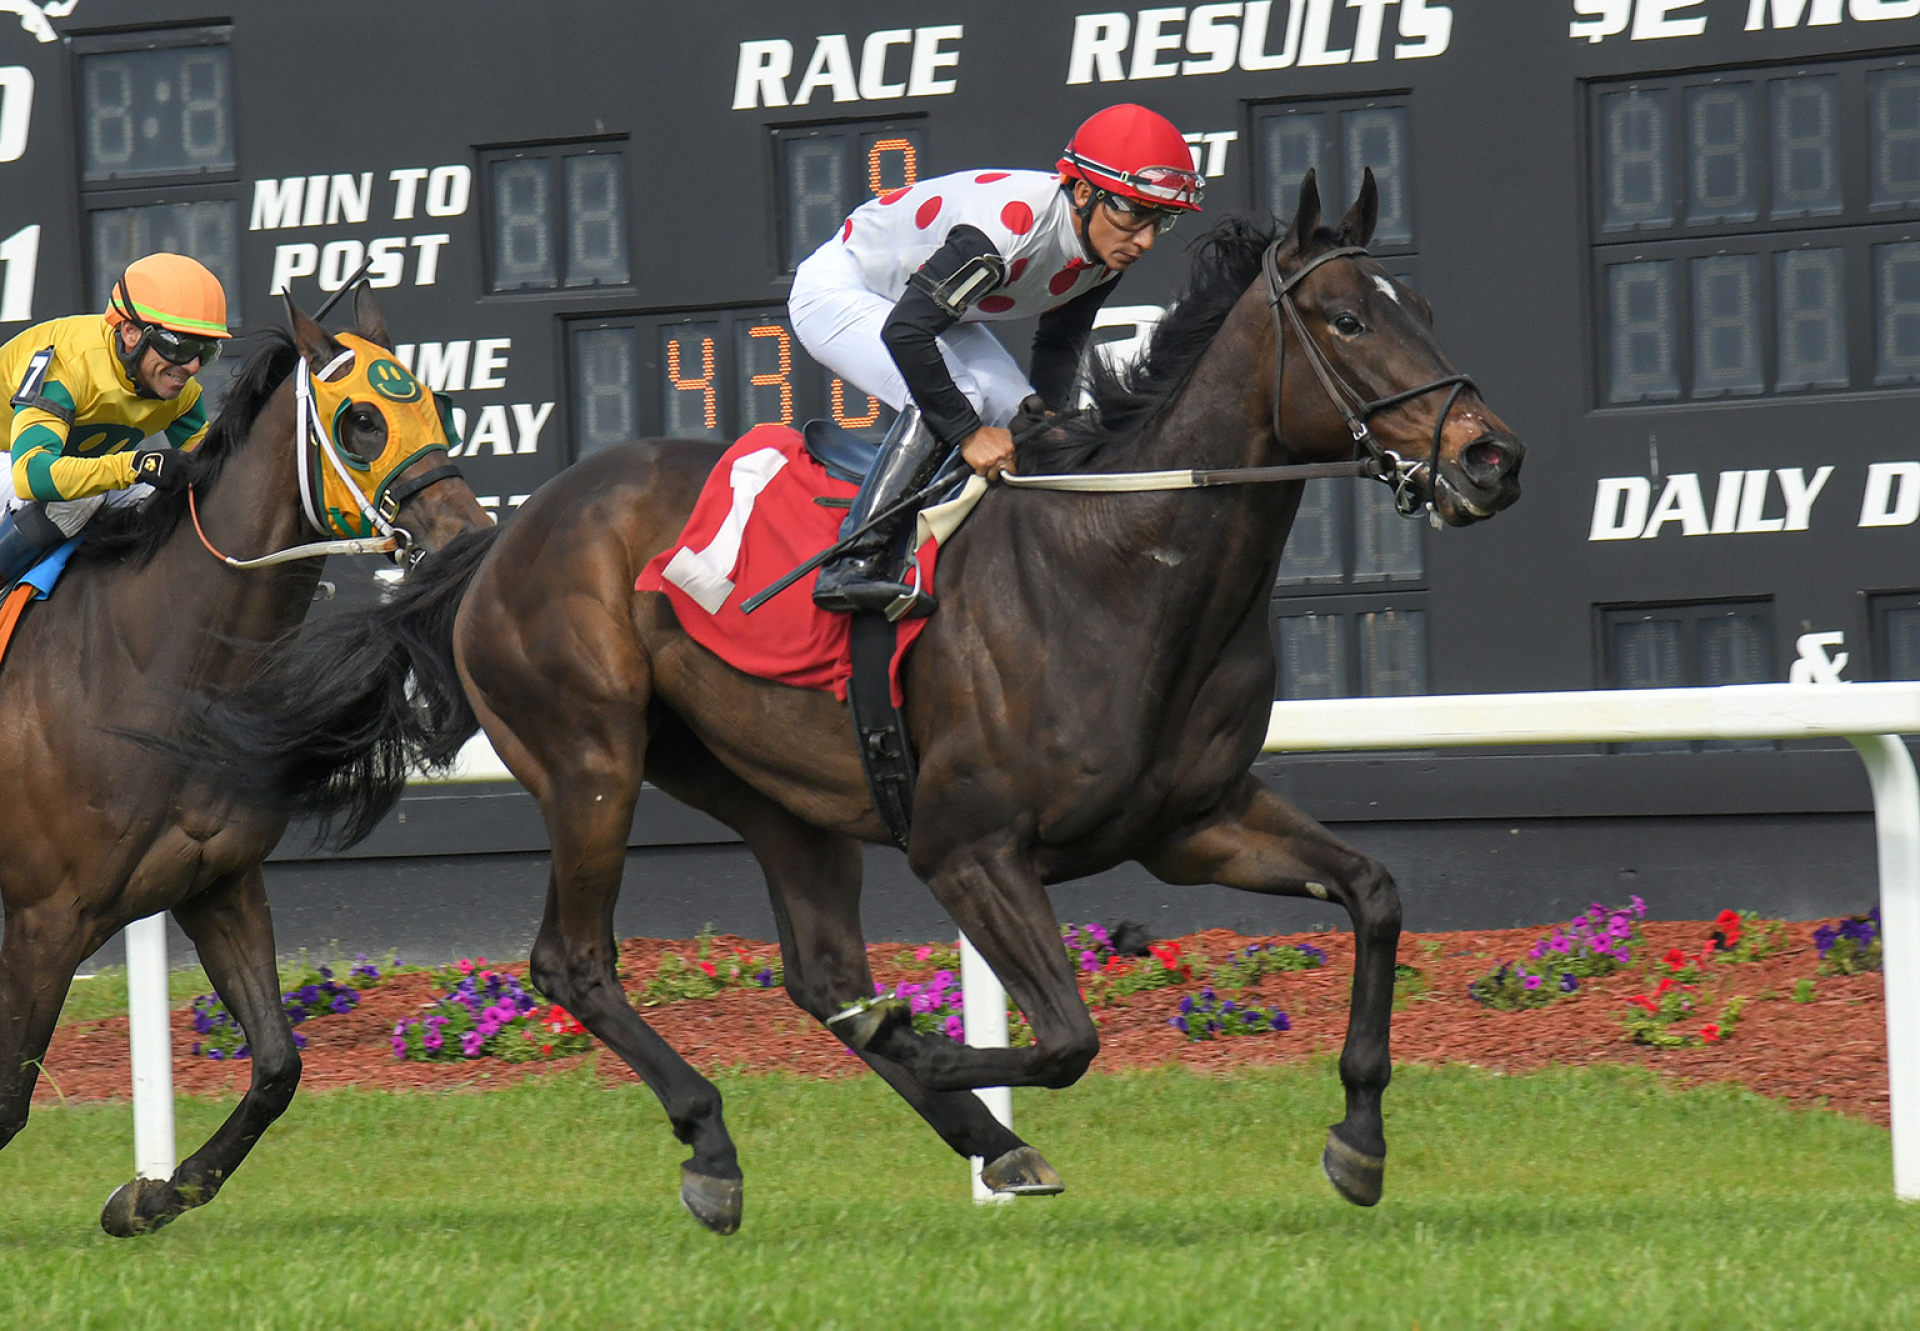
[0,288,488,1235]
[200,173,1523,1233]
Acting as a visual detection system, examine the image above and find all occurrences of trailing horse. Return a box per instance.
[0,288,489,1235]
[200,173,1523,1233]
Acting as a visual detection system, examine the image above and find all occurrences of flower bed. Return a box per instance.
[31,920,1897,1128]
[392,960,592,1062]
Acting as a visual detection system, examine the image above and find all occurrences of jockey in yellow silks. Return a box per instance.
[0,252,231,584]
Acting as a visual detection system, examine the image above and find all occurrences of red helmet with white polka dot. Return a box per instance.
[1057,104,1204,212]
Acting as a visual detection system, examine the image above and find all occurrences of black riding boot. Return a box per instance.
[0,504,65,588]
[812,409,948,620]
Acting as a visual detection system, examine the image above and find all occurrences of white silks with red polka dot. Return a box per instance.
[789,169,1117,430]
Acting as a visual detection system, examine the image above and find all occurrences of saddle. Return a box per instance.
[0,531,81,672]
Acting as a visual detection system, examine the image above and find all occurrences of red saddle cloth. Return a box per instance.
[635,424,937,704]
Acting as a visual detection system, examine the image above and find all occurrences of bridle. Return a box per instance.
[1000,240,1480,525]
[188,345,463,571]
[1262,241,1475,522]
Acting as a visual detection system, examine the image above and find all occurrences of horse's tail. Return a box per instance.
[206,523,500,849]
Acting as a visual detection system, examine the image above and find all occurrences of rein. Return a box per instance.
[1001,242,1475,526]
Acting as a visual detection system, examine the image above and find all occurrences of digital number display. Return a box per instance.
[565,155,628,287]
[90,200,240,322]
[569,312,897,460]
[1614,619,1684,690]
[1258,111,1326,229]
[1351,482,1421,580]
[778,123,924,271]
[1357,610,1426,696]
[1871,69,1920,209]
[1686,84,1755,225]
[571,327,637,459]
[1689,254,1762,398]
[1770,76,1841,220]
[1606,261,1679,403]
[661,322,722,437]
[1275,478,1341,585]
[81,45,233,181]
[491,159,555,290]
[1600,90,1673,232]
[1276,614,1346,700]
[488,150,628,292]
[1774,249,1847,390]
[1342,108,1411,246]
[1875,242,1920,385]
[1257,102,1414,247]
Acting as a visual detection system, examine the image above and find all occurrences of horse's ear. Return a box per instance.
[282,292,345,370]
[1337,168,1380,248]
[1284,169,1323,254]
[352,283,393,351]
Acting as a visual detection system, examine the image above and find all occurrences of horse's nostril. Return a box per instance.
[1463,439,1512,474]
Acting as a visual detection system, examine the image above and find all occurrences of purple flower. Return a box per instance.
[1271,1013,1291,1031]
[291,1034,307,1050]
[943,1014,964,1042]
[424,1032,444,1052]
[1560,974,1579,993]
[1170,1017,1188,1032]
[391,1036,408,1058]
[1522,975,1543,991]
[461,1030,484,1058]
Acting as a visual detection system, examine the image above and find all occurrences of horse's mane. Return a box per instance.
[1020,215,1284,474]
[77,328,299,567]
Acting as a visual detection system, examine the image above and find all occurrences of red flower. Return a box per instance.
[1700,1023,1723,1042]
[1629,995,1658,1011]
[1148,941,1183,969]
[1716,909,1740,928]
[1654,977,1675,996]
[1104,955,1130,974]
[1664,948,1688,970]
[697,959,717,978]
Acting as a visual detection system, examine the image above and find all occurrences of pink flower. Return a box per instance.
[915,946,932,962]
[461,1030,484,1057]
[457,959,475,975]
[943,1014,964,1041]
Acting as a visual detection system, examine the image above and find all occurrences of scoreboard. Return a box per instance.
[2,0,1919,887]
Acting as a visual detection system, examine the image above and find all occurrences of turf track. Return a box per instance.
[1,1062,1914,1329]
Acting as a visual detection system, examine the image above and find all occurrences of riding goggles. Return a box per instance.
[1060,150,1205,210]
[144,324,224,367]
[1100,192,1184,235]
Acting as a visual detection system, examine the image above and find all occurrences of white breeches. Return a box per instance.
[0,462,148,536]
[789,244,1034,431]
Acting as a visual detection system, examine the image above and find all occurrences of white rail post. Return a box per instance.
[124,914,176,1181]
[959,932,1013,1204]
[1849,735,1920,1201]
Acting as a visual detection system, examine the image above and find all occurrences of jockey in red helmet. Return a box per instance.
[791,103,1202,617]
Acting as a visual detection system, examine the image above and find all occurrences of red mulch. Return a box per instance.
[31,920,1890,1125]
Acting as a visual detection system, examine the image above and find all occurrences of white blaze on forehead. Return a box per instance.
[1371,274,1400,304]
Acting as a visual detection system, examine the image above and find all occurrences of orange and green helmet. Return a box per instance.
[104,253,233,342]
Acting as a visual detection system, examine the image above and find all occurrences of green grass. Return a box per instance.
[1,1062,1913,1329]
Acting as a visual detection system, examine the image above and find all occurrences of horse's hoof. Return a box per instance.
[827,996,911,1052]
[100,1177,176,1238]
[1321,1128,1384,1207]
[679,1164,743,1236]
[980,1145,1064,1196]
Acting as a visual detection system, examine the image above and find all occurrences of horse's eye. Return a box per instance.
[1333,314,1365,337]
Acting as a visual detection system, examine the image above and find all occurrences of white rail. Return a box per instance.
[125,685,1920,1201]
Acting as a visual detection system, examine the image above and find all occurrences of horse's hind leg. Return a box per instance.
[1143,775,1401,1208]
[518,746,747,1235]
[101,866,301,1237]
[0,898,91,1155]
[642,718,1059,1195]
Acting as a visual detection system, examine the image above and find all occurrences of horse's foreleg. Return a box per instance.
[1143,775,1400,1207]
[101,866,301,1238]
[523,760,744,1235]
[855,843,1101,1101]
[641,720,1051,1191]
[0,899,90,1155]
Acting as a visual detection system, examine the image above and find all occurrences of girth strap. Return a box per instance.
[846,610,916,851]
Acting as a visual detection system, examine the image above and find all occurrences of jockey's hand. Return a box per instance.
[961,425,1016,480]
[130,447,201,494]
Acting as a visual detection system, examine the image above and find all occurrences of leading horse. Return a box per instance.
[200,173,1523,1233]
[0,288,489,1235]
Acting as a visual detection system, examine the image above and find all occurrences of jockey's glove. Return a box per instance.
[130,447,202,494]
